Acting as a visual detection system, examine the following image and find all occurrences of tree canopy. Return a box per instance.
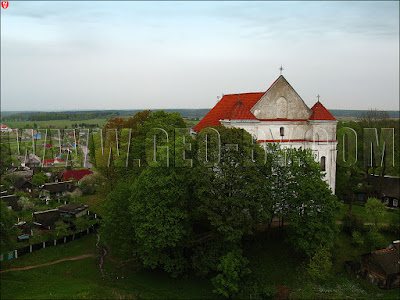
[99,110,338,296]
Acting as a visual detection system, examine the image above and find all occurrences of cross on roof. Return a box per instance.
[317,94,320,102]
[279,65,284,75]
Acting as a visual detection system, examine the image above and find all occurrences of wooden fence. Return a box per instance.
[1,212,102,262]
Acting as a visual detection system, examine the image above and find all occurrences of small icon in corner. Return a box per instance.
[1,1,9,9]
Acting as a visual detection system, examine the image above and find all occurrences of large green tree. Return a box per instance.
[194,126,269,243]
[285,148,338,256]
[0,201,19,253]
[100,179,137,260]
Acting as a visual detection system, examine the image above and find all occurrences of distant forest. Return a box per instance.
[0,109,211,122]
[1,108,399,121]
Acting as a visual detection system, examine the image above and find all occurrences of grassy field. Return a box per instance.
[1,228,399,299]
[76,194,107,216]
[0,234,100,270]
[2,119,108,129]
[2,118,198,130]
[0,233,215,299]
[335,203,398,223]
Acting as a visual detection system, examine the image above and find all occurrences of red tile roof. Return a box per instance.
[193,76,336,132]
[62,169,93,181]
[43,158,64,166]
[309,101,336,121]
[223,98,258,121]
[193,92,264,132]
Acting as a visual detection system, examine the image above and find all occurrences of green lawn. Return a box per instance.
[76,194,106,216]
[335,203,397,223]
[1,258,112,299]
[0,232,215,299]
[184,120,199,127]
[0,234,100,270]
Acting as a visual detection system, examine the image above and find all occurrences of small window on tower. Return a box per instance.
[280,127,284,137]
[321,156,326,171]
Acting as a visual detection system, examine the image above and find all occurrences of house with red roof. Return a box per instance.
[194,75,338,192]
[0,124,12,133]
[62,169,93,182]
[43,158,65,167]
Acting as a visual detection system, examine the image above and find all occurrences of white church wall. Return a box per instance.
[220,119,338,193]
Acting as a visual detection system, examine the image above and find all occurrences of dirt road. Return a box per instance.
[0,254,100,273]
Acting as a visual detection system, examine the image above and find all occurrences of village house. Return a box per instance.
[360,241,400,289]
[42,158,65,168]
[39,180,82,201]
[33,209,61,231]
[1,194,21,211]
[13,177,37,194]
[194,75,338,192]
[58,203,88,219]
[0,123,12,133]
[356,175,400,208]
[6,167,33,180]
[18,154,41,168]
[62,169,93,183]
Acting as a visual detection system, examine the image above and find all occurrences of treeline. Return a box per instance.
[3,111,120,122]
[330,109,399,119]
[1,109,212,122]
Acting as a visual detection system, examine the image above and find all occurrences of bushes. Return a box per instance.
[211,249,251,298]
[388,210,400,235]
[351,231,364,246]
[307,247,332,281]
[240,280,277,300]
[79,173,104,195]
[366,228,387,250]
[342,213,364,234]
[17,197,35,211]
[365,197,387,227]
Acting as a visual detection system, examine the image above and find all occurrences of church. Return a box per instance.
[193,75,338,193]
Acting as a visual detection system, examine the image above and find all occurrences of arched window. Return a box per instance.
[321,156,326,171]
[280,127,284,137]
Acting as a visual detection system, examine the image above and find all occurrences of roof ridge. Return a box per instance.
[223,91,264,96]
[309,101,336,121]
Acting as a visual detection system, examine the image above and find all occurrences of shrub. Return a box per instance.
[342,212,364,234]
[262,285,277,299]
[32,173,49,186]
[367,228,386,250]
[307,246,332,281]
[352,231,364,246]
[211,249,251,298]
[79,173,104,195]
[17,197,35,211]
[240,281,277,300]
[388,210,400,235]
[365,197,386,227]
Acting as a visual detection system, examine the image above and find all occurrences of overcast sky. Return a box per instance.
[1,1,399,112]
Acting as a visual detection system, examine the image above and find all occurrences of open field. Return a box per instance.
[0,233,215,299]
[2,119,108,129]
